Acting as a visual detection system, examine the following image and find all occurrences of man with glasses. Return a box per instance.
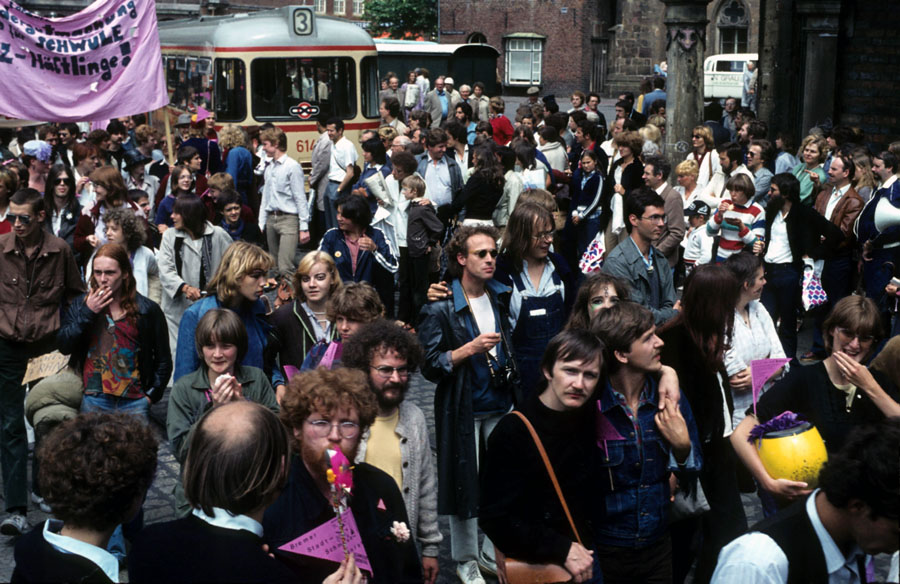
[602,187,680,325]
[418,225,515,584]
[263,367,422,583]
[642,155,685,267]
[0,188,84,536]
[343,319,442,584]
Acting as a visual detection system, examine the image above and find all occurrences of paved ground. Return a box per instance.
[0,315,893,582]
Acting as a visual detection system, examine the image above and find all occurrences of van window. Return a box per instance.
[251,57,356,121]
[716,60,744,73]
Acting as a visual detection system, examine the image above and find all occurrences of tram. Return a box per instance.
[375,40,501,96]
[157,5,380,162]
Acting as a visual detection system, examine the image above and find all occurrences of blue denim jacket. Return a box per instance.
[593,376,702,548]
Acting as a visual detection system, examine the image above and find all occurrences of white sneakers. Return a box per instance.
[456,560,486,584]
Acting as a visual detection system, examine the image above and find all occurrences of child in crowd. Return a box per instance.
[706,173,765,262]
[218,188,262,245]
[682,200,715,272]
[403,174,444,323]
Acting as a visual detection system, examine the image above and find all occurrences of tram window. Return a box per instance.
[215,59,247,122]
[165,56,212,112]
[360,56,379,119]
[251,57,356,121]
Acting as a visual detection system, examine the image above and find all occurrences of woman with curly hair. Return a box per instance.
[83,207,160,302]
[219,125,253,204]
[73,166,145,265]
[12,413,157,583]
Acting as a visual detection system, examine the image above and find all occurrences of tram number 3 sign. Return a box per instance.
[293,8,314,36]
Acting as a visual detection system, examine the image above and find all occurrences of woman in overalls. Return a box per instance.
[496,203,576,402]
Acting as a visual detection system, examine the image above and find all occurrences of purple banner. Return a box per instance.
[0,0,168,122]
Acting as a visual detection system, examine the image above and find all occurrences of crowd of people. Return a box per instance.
[1,65,899,584]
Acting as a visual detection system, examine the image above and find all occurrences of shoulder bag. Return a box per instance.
[494,411,580,584]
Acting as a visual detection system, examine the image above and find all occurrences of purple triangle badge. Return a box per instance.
[596,403,625,458]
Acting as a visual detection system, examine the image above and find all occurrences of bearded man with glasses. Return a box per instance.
[263,366,422,583]
[343,319,442,584]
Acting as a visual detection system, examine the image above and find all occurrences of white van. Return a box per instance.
[703,53,758,101]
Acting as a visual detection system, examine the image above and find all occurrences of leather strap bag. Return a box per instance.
[495,411,581,584]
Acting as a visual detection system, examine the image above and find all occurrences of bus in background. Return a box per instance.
[157,5,380,163]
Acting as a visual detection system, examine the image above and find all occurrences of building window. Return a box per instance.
[717,0,749,53]
[314,0,325,13]
[334,0,345,14]
[505,37,543,85]
[352,0,363,15]
[468,32,487,44]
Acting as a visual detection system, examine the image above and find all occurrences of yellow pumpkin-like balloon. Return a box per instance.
[756,423,828,488]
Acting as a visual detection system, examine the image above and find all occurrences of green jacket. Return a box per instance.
[166,365,279,515]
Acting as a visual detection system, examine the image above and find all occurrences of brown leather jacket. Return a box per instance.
[814,185,863,252]
[0,231,84,344]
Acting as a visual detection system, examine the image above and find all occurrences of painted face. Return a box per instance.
[238,268,267,303]
[459,233,497,282]
[300,262,334,304]
[588,284,619,317]
[104,221,126,246]
[202,338,239,378]
[541,356,602,411]
[336,315,365,342]
[91,256,125,297]
[368,348,409,411]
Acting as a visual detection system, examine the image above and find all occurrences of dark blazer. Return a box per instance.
[129,515,303,584]
[762,202,844,266]
[13,523,114,584]
[57,293,172,402]
[612,158,644,195]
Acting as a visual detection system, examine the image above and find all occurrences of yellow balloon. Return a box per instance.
[756,423,828,488]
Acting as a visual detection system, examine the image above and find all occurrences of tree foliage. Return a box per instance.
[364,0,437,39]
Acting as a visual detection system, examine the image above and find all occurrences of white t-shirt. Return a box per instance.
[468,292,497,357]
[327,137,358,182]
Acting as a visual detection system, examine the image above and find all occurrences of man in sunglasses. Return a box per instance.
[262,367,422,583]
[0,188,84,536]
[418,225,515,584]
[343,319,442,584]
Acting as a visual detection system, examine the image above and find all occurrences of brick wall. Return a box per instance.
[835,2,900,150]
[439,0,595,96]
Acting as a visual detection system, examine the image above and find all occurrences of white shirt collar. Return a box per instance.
[654,182,667,195]
[192,506,264,537]
[881,174,898,190]
[42,519,119,583]
[806,490,866,578]
[831,183,850,197]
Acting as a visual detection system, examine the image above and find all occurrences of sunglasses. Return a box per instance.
[7,213,32,225]
[53,178,69,185]
[472,249,499,258]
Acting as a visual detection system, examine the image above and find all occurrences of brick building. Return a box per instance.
[437,0,760,98]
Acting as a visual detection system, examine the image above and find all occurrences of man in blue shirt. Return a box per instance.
[591,301,702,584]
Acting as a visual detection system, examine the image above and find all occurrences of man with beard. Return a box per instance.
[343,319,442,584]
[263,367,422,584]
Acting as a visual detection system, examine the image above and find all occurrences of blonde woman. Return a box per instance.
[266,250,344,383]
[173,241,276,382]
[674,159,701,210]
[851,150,878,202]
[791,135,828,205]
[689,125,721,189]
[218,124,253,203]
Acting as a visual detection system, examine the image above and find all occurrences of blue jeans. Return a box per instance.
[324,180,342,231]
[761,263,800,359]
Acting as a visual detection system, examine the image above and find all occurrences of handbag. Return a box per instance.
[579,233,606,274]
[495,411,580,584]
[669,479,711,522]
[801,259,827,311]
